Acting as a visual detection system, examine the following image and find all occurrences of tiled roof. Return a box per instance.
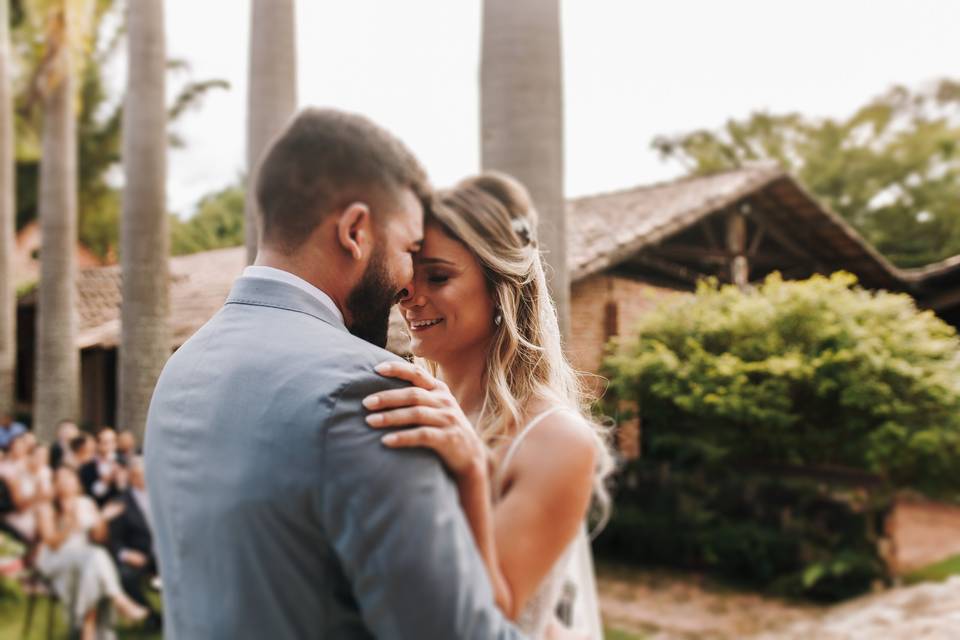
[21,166,937,350]
[25,246,413,353]
[567,165,786,279]
[71,246,244,349]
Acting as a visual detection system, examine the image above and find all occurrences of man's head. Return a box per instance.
[255,108,428,347]
[57,420,79,444]
[70,434,95,464]
[117,430,136,454]
[97,427,117,459]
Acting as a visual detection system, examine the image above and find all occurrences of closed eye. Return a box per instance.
[428,275,449,284]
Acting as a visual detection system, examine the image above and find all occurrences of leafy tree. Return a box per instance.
[170,183,244,256]
[653,80,960,268]
[9,0,228,259]
[605,272,960,493]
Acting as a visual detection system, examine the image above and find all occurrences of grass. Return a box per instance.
[0,596,161,640]
[1,594,642,640]
[605,627,648,640]
[0,574,161,640]
[903,553,960,585]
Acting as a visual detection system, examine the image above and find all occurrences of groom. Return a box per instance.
[145,109,525,639]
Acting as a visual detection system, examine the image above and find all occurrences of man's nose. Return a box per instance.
[398,283,421,307]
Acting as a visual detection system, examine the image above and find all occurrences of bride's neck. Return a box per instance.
[436,349,486,420]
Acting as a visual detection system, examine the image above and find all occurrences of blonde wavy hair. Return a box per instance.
[420,172,615,527]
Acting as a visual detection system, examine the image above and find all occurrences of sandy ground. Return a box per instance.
[598,566,960,639]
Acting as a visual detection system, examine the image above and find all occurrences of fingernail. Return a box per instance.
[382,434,397,445]
[366,414,383,426]
[375,363,391,373]
[362,396,380,409]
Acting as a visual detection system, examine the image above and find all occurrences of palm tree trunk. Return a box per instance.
[0,0,17,416]
[244,0,297,264]
[481,0,569,339]
[119,0,169,440]
[34,24,79,441]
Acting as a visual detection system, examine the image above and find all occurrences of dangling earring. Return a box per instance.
[494,309,502,326]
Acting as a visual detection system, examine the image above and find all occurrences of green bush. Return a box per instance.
[594,461,891,601]
[604,272,960,493]
[596,272,960,600]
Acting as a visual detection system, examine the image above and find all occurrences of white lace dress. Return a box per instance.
[493,407,604,639]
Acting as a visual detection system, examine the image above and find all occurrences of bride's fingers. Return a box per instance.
[381,426,445,449]
[366,406,449,428]
[362,387,441,411]
[373,361,438,390]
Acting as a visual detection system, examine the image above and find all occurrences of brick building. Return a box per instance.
[15,165,960,429]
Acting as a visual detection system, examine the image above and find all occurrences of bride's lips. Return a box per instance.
[407,318,444,333]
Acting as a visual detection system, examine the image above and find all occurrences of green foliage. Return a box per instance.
[653,80,960,267]
[594,461,891,602]
[605,272,960,493]
[9,0,229,258]
[170,184,245,256]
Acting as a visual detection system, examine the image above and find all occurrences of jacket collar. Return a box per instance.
[225,276,348,333]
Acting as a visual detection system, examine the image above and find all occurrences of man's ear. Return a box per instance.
[336,202,372,261]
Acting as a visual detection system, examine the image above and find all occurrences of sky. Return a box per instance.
[155,0,960,216]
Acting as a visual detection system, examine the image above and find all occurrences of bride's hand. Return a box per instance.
[364,361,488,481]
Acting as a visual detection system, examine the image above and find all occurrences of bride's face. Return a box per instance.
[399,223,496,363]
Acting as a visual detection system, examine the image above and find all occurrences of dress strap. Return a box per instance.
[495,406,568,493]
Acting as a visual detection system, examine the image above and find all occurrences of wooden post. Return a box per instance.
[726,210,749,288]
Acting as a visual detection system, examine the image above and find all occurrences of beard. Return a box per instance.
[345,247,397,348]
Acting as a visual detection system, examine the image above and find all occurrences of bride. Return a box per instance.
[362,172,614,638]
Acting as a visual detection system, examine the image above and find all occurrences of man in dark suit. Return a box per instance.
[109,456,160,629]
[80,427,124,506]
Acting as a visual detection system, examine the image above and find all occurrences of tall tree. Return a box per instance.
[33,0,90,440]
[0,0,16,415]
[654,80,960,268]
[481,0,569,338]
[11,0,227,260]
[244,0,297,264]
[118,0,169,439]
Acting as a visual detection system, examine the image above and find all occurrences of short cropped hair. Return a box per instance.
[69,434,92,454]
[256,108,430,253]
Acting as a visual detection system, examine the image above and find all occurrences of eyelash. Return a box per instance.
[428,275,449,284]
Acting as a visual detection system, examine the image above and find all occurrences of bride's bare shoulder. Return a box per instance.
[511,404,596,484]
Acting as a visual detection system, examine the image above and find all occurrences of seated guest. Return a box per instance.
[50,420,80,470]
[0,433,41,542]
[79,428,125,506]
[36,466,148,639]
[0,414,27,452]
[108,456,160,628]
[116,430,139,467]
[29,444,53,501]
[69,434,96,471]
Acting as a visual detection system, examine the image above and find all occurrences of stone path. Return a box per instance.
[756,576,960,640]
[599,567,960,639]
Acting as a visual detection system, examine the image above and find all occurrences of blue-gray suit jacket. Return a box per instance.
[145,276,525,639]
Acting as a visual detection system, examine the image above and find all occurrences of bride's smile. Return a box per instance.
[400,223,496,363]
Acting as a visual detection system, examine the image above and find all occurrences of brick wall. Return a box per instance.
[568,273,681,458]
[884,495,960,575]
[568,273,680,374]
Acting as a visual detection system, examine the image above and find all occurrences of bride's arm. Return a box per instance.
[456,457,515,615]
[364,361,596,619]
[363,362,514,614]
[489,413,596,616]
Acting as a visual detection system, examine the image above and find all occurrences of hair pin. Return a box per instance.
[511,217,534,246]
